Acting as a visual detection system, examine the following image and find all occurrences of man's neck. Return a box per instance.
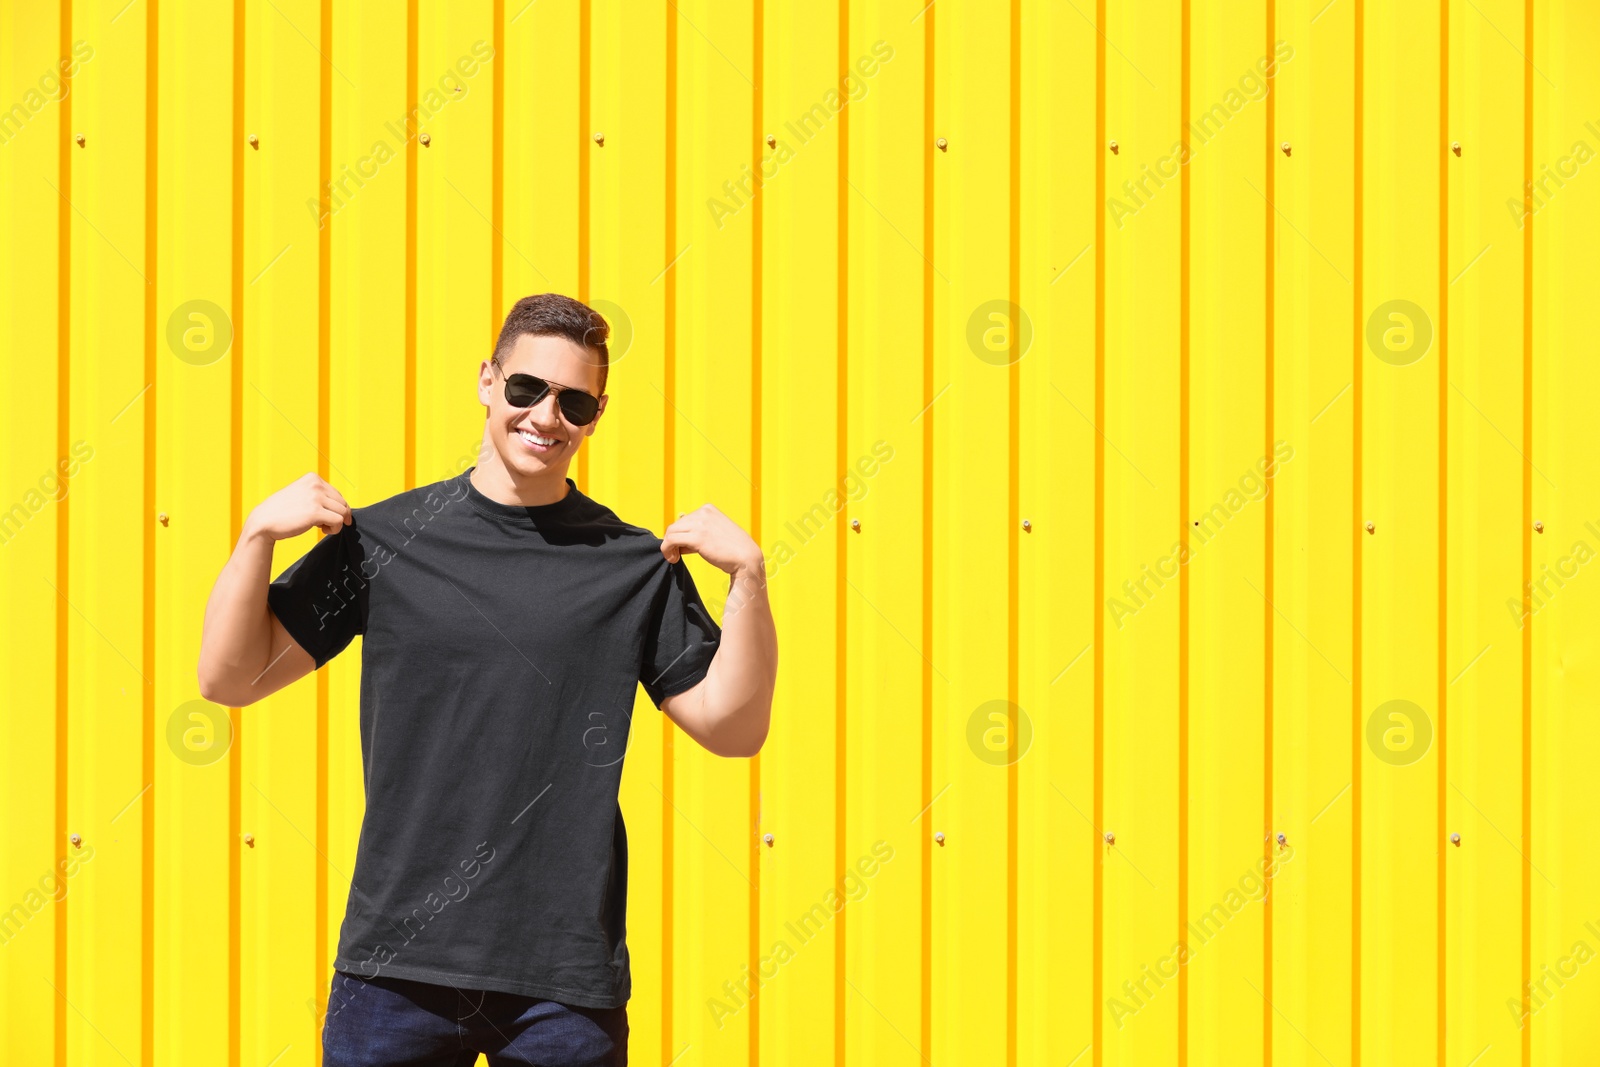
[470,454,572,507]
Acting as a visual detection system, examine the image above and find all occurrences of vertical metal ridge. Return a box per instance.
[1352,2,1365,1059]
[1006,0,1021,1061]
[314,0,334,1061]
[577,0,590,491]
[919,3,936,1061]
[661,4,678,1059]
[228,0,246,1061]
[143,3,162,1065]
[1435,1,1450,1062]
[1264,0,1277,1060]
[833,0,850,1061]
[1177,0,1191,1060]
[749,3,764,1062]
[405,0,417,492]
[1519,2,1534,1063]
[54,0,73,1063]
[491,0,504,350]
[1091,0,1106,1061]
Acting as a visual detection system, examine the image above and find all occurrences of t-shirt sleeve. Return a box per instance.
[266,520,369,670]
[640,557,723,709]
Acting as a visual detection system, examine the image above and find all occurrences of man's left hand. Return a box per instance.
[661,504,762,577]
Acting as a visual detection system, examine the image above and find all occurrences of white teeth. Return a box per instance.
[517,429,558,447]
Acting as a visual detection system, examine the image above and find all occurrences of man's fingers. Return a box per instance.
[316,506,347,537]
[321,486,353,521]
[661,530,696,565]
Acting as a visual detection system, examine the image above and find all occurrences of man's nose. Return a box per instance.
[529,390,563,427]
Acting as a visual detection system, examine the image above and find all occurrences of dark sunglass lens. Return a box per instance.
[559,392,600,426]
[504,374,547,407]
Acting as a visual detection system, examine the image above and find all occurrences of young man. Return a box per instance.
[196,293,778,1067]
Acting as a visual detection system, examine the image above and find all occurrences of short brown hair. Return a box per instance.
[492,293,610,395]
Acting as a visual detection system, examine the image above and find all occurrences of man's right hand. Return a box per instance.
[199,474,352,706]
[248,472,354,540]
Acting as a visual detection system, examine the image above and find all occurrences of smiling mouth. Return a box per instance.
[515,428,562,451]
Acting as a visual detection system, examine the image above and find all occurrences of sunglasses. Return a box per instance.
[491,357,601,426]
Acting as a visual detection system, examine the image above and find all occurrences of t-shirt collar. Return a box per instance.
[461,466,584,527]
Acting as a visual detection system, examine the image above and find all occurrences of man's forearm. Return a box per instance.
[696,556,778,753]
[197,519,278,702]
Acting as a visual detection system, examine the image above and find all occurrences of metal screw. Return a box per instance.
[419,133,431,147]
[1451,141,1462,156]
[69,833,82,848]
[1276,832,1287,846]
[247,134,259,148]
[243,834,255,848]
[158,512,169,526]
[1450,832,1461,846]
[1108,140,1119,154]
[1535,521,1544,533]
[74,133,85,147]
[935,137,948,151]
[934,831,945,846]
[765,134,776,149]
[1022,519,1031,532]
[593,131,605,146]
[763,833,774,847]
[1281,142,1291,156]
[1104,831,1115,845]
[850,518,860,532]
[1365,521,1375,534]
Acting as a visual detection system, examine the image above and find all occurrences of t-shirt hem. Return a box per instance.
[332,956,630,1010]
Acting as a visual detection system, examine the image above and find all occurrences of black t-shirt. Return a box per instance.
[266,465,721,1007]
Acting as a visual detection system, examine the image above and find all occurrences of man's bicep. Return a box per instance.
[659,673,711,737]
[248,609,319,701]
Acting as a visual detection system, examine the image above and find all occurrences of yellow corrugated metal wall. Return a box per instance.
[2,1,1597,1065]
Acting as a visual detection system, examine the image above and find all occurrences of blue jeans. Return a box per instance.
[322,969,628,1067]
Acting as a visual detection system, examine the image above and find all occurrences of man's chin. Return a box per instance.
[501,439,571,476]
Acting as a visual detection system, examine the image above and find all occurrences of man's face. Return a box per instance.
[477,332,607,480]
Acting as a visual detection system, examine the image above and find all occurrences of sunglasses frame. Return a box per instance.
[490,356,602,427]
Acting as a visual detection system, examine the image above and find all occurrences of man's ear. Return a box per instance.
[584,394,609,436]
[477,361,495,406]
